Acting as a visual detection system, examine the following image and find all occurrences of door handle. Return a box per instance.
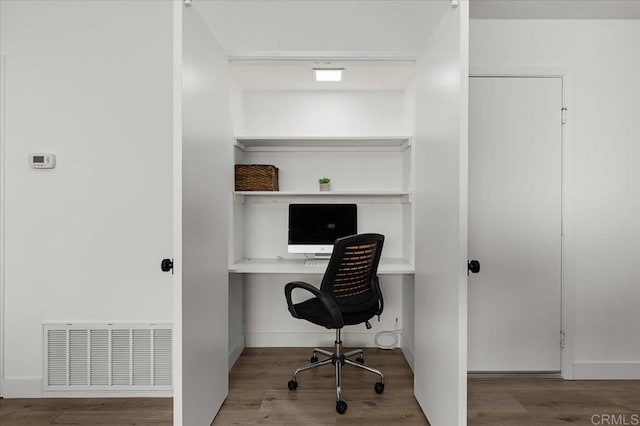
[161,258,174,274]
[468,260,480,275]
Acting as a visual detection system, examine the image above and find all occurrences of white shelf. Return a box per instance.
[229,258,415,275]
[234,136,411,152]
[233,191,412,204]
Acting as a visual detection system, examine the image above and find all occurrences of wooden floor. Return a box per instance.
[469,377,640,425]
[0,397,172,425]
[1,347,638,425]
[215,347,426,425]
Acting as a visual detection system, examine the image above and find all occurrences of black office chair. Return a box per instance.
[284,233,385,414]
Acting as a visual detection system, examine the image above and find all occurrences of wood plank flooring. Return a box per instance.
[0,397,172,425]
[469,377,640,425]
[1,347,638,425]
[214,347,427,425]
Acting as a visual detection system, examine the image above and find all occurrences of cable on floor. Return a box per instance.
[374,318,403,350]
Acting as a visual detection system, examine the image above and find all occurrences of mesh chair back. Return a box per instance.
[320,233,384,312]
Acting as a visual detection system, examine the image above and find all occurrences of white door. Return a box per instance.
[173,3,232,425]
[413,3,469,425]
[468,76,562,372]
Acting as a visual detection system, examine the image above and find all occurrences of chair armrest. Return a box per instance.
[284,281,344,328]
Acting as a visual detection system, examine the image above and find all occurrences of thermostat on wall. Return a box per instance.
[30,153,56,169]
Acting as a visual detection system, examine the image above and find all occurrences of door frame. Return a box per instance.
[0,55,6,397]
[469,67,575,379]
[172,1,183,423]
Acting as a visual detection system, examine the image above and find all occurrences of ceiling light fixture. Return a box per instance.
[313,68,344,82]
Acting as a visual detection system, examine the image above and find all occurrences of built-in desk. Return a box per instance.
[228,258,415,275]
[228,257,415,362]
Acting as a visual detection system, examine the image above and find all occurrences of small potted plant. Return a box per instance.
[318,177,331,191]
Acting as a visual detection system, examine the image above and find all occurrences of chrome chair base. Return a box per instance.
[287,329,385,414]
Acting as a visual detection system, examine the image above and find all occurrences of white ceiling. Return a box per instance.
[192,1,448,58]
[195,0,639,90]
[470,0,640,19]
[193,0,640,59]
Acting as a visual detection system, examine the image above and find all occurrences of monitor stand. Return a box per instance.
[308,254,331,260]
[304,254,331,266]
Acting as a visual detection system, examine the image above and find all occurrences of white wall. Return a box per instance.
[0,1,174,397]
[471,19,640,379]
[243,274,404,348]
[238,150,406,192]
[242,90,407,136]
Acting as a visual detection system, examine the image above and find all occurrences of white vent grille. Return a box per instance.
[111,329,130,386]
[47,330,67,386]
[90,329,109,385]
[153,328,172,386]
[132,329,151,385]
[69,329,88,385]
[44,323,172,392]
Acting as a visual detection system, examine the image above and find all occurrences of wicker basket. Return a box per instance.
[235,164,279,191]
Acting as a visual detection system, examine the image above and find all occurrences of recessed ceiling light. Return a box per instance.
[313,68,343,82]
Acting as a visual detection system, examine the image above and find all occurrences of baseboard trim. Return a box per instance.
[245,331,379,348]
[41,390,172,398]
[400,331,414,372]
[573,361,640,379]
[229,333,245,370]
[2,377,41,398]
[467,372,561,379]
[1,376,171,398]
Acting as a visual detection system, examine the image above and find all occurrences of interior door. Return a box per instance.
[468,76,562,372]
[173,3,232,425]
[413,2,469,425]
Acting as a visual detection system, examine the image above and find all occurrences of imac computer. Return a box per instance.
[288,204,357,259]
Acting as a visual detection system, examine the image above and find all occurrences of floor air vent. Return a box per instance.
[44,323,172,392]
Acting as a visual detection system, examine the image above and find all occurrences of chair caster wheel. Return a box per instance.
[336,400,348,414]
[375,382,385,394]
[288,380,298,390]
[355,357,364,364]
[310,355,318,363]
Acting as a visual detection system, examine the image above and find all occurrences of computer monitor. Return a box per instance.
[288,204,357,255]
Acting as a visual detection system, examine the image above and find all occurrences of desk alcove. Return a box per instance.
[228,137,418,368]
[228,267,416,359]
[177,2,469,425]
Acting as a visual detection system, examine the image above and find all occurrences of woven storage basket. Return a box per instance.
[235,164,279,191]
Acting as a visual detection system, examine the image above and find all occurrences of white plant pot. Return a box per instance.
[319,183,331,191]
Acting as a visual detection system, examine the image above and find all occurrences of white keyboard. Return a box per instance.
[304,259,329,267]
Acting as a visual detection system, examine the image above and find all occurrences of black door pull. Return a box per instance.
[468,260,480,275]
[161,258,174,273]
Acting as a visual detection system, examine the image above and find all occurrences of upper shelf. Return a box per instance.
[234,136,412,152]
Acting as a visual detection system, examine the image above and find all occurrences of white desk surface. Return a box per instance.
[228,258,415,275]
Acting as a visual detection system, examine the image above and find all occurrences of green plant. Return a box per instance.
[318,177,331,184]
